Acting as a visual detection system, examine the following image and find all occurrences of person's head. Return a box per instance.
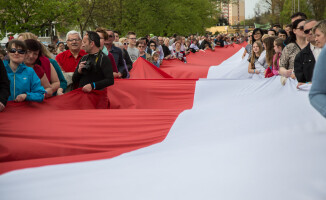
[250,41,263,65]
[175,41,181,50]
[175,36,182,44]
[136,40,146,54]
[164,38,170,46]
[127,31,137,46]
[24,39,42,66]
[82,31,100,54]
[0,49,6,60]
[313,20,326,48]
[149,41,157,50]
[274,37,285,53]
[105,29,115,47]
[152,52,159,62]
[273,38,285,67]
[273,24,281,33]
[192,39,198,45]
[285,24,292,36]
[278,30,288,40]
[263,36,277,66]
[17,32,38,41]
[57,42,65,51]
[119,37,128,50]
[290,12,307,23]
[66,30,82,52]
[247,31,253,43]
[113,31,119,42]
[262,34,270,44]
[289,18,306,43]
[47,44,56,55]
[95,27,108,50]
[181,37,186,44]
[7,40,27,64]
[252,41,263,56]
[158,37,164,46]
[303,20,318,44]
[52,35,59,44]
[252,28,263,43]
[268,29,277,37]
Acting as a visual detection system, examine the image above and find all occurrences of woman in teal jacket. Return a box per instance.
[4,40,45,102]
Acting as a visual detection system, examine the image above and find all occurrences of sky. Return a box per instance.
[245,0,265,19]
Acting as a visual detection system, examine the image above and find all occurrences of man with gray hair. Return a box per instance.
[56,30,87,72]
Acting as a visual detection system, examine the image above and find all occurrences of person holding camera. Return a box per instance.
[72,31,114,93]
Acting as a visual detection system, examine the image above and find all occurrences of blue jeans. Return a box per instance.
[309,45,326,118]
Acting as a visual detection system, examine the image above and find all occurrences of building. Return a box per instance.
[217,0,245,25]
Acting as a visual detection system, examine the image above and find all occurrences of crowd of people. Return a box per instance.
[0,12,325,118]
[242,12,326,118]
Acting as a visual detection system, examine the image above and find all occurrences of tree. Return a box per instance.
[0,0,77,39]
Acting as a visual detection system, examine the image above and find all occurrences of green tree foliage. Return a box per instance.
[0,0,218,39]
[0,0,77,39]
[258,0,325,26]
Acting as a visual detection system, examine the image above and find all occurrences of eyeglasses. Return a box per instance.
[67,39,81,42]
[123,43,129,45]
[150,45,156,47]
[138,46,145,48]
[304,28,312,34]
[297,26,304,31]
[108,35,114,38]
[8,48,26,54]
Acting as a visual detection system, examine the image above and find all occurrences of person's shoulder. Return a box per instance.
[79,49,87,56]
[286,43,296,48]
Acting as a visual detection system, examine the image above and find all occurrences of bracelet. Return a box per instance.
[254,69,255,73]
[93,82,96,89]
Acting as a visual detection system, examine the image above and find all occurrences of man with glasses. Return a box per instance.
[105,29,126,78]
[137,40,151,61]
[56,31,87,73]
[72,31,114,93]
[127,31,139,63]
[294,19,320,88]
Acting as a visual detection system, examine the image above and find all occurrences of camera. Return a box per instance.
[82,59,94,72]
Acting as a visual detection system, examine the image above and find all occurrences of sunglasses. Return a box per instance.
[297,26,304,31]
[123,43,129,45]
[108,35,114,38]
[150,45,156,47]
[304,28,312,34]
[138,46,145,48]
[9,48,26,54]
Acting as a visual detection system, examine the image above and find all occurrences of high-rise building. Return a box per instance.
[217,0,245,25]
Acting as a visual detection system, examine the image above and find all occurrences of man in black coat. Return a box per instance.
[294,20,321,88]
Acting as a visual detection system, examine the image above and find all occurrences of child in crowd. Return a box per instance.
[265,38,285,78]
[262,36,276,77]
[172,41,186,63]
[248,41,264,74]
[152,52,160,68]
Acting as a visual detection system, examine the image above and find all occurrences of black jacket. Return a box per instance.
[294,43,315,83]
[73,51,114,90]
[0,61,10,106]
